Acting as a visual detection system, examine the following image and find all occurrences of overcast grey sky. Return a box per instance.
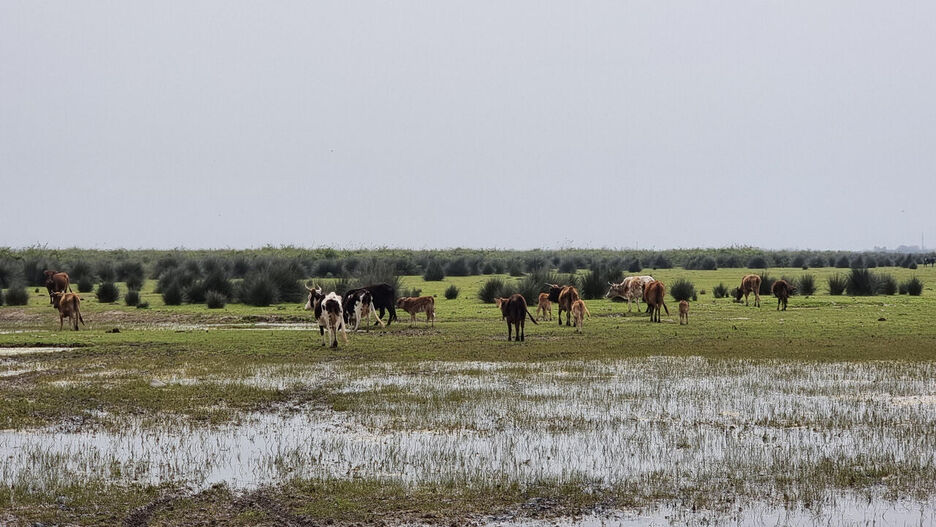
[2,1,934,251]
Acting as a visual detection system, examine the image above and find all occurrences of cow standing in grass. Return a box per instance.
[643,280,669,323]
[571,299,590,332]
[344,283,397,326]
[44,270,72,305]
[679,300,689,325]
[52,291,84,331]
[495,294,538,342]
[305,285,348,348]
[771,280,795,311]
[546,283,580,326]
[536,293,552,321]
[605,275,654,314]
[735,274,762,307]
[343,290,385,331]
[397,296,436,327]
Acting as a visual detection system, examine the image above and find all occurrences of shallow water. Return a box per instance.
[0,346,72,356]
[2,357,936,518]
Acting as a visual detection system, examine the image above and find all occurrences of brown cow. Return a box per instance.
[44,270,72,305]
[396,296,436,326]
[679,300,689,325]
[52,291,84,331]
[536,292,552,321]
[546,283,580,327]
[734,274,761,307]
[495,294,538,341]
[571,299,590,332]
[771,280,795,311]
[643,280,669,323]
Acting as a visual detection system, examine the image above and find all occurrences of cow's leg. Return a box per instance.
[59,314,64,331]
[519,319,525,341]
[507,321,512,341]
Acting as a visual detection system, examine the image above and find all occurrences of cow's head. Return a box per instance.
[51,291,64,309]
[605,281,626,299]
[545,283,563,302]
[304,284,323,311]
[733,287,744,302]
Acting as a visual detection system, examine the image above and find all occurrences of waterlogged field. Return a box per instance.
[2,267,936,526]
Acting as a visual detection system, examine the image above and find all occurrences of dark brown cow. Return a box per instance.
[734,274,761,307]
[546,283,580,327]
[771,280,795,311]
[495,294,538,342]
[44,270,72,305]
[643,280,669,322]
[52,291,84,330]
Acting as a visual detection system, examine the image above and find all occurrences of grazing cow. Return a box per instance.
[643,280,669,323]
[344,283,397,325]
[396,296,436,327]
[546,283,580,326]
[925,257,936,268]
[771,280,795,311]
[51,291,84,331]
[343,290,385,331]
[305,285,349,348]
[536,293,552,321]
[605,275,654,313]
[495,294,538,341]
[571,299,590,332]
[44,270,72,305]
[734,274,762,307]
[679,300,689,325]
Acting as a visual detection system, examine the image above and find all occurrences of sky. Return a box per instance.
[1,1,934,251]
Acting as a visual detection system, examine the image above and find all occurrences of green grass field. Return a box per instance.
[2,267,936,525]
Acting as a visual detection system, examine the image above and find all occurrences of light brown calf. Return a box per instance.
[571,299,590,332]
[52,292,85,331]
[679,300,689,325]
[396,296,436,326]
[536,292,552,321]
[735,274,761,307]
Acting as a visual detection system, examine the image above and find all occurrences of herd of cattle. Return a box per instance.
[37,268,798,345]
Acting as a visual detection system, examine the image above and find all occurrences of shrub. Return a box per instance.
[124,289,140,307]
[580,264,620,300]
[850,255,865,269]
[758,272,775,296]
[909,262,918,270]
[162,282,184,306]
[96,282,120,303]
[423,260,445,281]
[352,259,402,297]
[444,284,459,300]
[202,268,234,298]
[400,287,422,298]
[478,277,510,303]
[827,274,847,295]
[747,256,768,269]
[22,256,59,286]
[627,259,642,273]
[877,273,897,295]
[558,258,577,273]
[652,254,672,269]
[117,261,145,284]
[5,284,29,305]
[791,254,806,268]
[0,260,17,289]
[481,262,496,275]
[507,259,525,277]
[125,274,144,291]
[515,269,565,306]
[77,277,95,293]
[95,262,116,282]
[0,289,3,306]
[205,291,226,309]
[729,287,741,301]
[261,259,305,303]
[157,267,196,294]
[444,257,471,277]
[184,281,207,304]
[315,277,354,297]
[685,255,717,271]
[669,278,695,302]
[238,274,277,306]
[137,301,150,309]
[797,274,816,296]
[834,255,851,268]
[69,260,94,282]
[717,254,743,268]
[712,282,729,299]
[809,256,826,269]
[903,277,924,296]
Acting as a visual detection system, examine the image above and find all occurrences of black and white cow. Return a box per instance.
[305,285,349,348]
[343,290,385,331]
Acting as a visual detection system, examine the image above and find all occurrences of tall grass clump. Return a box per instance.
[444,284,459,300]
[845,268,880,296]
[184,281,207,303]
[747,255,768,269]
[352,259,402,296]
[478,277,510,303]
[877,273,898,295]
[901,277,924,296]
[4,283,29,305]
[516,269,564,304]
[797,274,816,296]
[423,260,445,281]
[0,260,17,288]
[202,268,234,299]
[669,278,696,302]
[96,282,120,303]
[205,291,226,309]
[712,282,729,299]
[238,273,278,306]
[827,273,847,295]
[758,272,775,295]
[685,255,717,270]
[627,259,642,273]
[162,282,184,305]
[77,277,95,293]
[580,264,619,300]
[124,289,140,307]
[444,257,471,277]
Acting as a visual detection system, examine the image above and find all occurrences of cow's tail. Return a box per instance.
[582,303,591,318]
[73,297,85,325]
[526,308,538,324]
[661,299,669,315]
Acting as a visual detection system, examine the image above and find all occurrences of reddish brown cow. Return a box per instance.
[643,280,669,323]
[678,300,689,325]
[546,283,580,327]
[44,270,72,305]
[734,274,761,307]
[771,280,795,311]
[495,294,538,342]
[536,293,552,321]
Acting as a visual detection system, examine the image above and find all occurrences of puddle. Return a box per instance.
[2,357,936,517]
[0,347,72,356]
